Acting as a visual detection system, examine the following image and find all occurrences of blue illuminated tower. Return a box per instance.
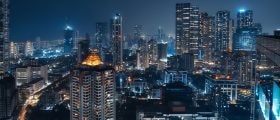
[272,81,280,120]
[233,28,257,52]
[64,25,74,53]
[234,9,256,52]
[237,9,253,29]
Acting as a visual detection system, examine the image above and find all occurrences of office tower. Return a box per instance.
[233,28,257,52]
[16,65,48,86]
[200,12,215,61]
[64,25,74,53]
[111,14,123,71]
[157,43,167,61]
[237,9,253,29]
[175,3,200,59]
[0,76,16,119]
[96,22,109,50]
[180,53,194,74]
[10,42,17,58]
[132,25,144,47]
[71,52,115,120]
[25,41,33,56]
[215,11,231,52]
[147,39,157,65]
[0,0,9,79]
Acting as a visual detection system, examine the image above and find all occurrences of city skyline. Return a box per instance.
[2,0,280,120]
[11,0,280,41]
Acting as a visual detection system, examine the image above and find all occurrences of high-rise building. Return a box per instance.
[111,14,123,71]
[234,9,257,52]
[157,43,168,61]
[200,12,215,61]
[132,25,144,47]
[64,25,74,53]
[71,53,115,120]
[96,22,109,50]
[175,3,200,59]
[237,9,253,29]
[10,42,17,59]
[233,28,257,52]
[0,0,9,79]
[215,11,231,52]
[147,39,157,65]
[25,41,33,56]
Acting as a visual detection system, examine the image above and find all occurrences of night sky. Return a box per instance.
[10,0,280,41]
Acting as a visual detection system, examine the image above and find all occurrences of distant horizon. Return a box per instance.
[10,0,280,41]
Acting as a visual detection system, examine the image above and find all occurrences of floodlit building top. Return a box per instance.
[82,52,103,66]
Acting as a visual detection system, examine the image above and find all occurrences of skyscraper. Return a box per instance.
[234,9,257,52]
[64,25,74,53]
[0,0,9,78]
[71,52,115,120]
[200,12,215,61]
[175,3,200,60]
[111,14,123,71]
[25,41,33,57]
[215,11,231,52]
[237,9,253,29]
[96,22,109,50]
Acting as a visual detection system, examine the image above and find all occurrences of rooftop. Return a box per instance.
[82,52,103,66]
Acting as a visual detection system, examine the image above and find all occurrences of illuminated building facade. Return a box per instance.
[64,25,74,53]
[175,3,200,60]
[0,0,9,79]
[15,65,48,86]
[234,10,256,52]
[25,41,33,56]
[233,28,257,52]
[10,42,17,58]
[111,14,123,71]
[200,12,215,61]
[147,39,157,65]
[237,9,253,29]
[272,81,280,120]
[257,82,271,120]
[215,11,231,52]
[164,69,188,84]
[71,53,115,120]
